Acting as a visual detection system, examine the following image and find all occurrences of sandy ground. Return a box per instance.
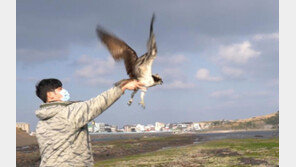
[16,128,37,147]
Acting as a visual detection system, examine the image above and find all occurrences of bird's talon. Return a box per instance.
[127,100,132,106]
[139,101,145,109]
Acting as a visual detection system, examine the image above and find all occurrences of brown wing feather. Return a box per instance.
[96,26,138,78]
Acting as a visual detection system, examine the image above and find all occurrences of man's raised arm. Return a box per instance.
[66,80,144,129]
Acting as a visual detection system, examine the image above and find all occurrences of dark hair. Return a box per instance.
[35,78,62,103]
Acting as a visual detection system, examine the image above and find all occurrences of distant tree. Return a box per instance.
[245,121,253,129]
[211,121,222,126]
[264,111,279,128]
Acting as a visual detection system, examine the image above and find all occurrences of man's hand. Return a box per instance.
[120,79,146,92]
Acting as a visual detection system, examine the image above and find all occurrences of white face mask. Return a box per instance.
[60,89,70,101]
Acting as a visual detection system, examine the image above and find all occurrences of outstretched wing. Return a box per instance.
[135,14,157,77]
[96,26,138,78]
[147,13,157,57]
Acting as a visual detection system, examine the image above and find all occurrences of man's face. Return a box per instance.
[46,87,63,102]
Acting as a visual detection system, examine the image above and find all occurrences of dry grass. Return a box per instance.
[95,138,279,167]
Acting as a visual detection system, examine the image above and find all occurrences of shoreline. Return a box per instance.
[89,128,277,135]
[195,128,277,134]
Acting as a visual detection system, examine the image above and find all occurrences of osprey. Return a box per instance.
[96,14,163,109]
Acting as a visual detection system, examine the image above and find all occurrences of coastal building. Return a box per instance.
[88,124,93,132]
[16,122,30,134]
[162,124,171,131]
[183,122,195,131]
[193,123,201,130]
[110,125,118,132]
[198,122,211,129]
[177,123,186,129]
[91,121,96,133]
[123,125,136,132]
[104,124,113,132]
[96,123,106,132]
[135,124,145,132]
[88,122,104,133]
[87,121,211,133]
[171,124,178,130]
[155,122,165,131]
[88,122,119,133]
[144,124,155,132]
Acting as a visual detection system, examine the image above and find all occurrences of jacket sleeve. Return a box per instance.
[66,86,124,129]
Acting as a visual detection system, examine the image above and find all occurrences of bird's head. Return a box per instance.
[152,74,163,85]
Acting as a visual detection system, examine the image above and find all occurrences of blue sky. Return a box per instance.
[16,0,279,130]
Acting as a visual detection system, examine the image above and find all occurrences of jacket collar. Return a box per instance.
[40,101,81,109]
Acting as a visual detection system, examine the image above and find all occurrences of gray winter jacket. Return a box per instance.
[35,86,124,167]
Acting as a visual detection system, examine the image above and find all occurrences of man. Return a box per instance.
[35,78,144,166]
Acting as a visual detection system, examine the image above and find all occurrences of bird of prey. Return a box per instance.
[96,14,163,109]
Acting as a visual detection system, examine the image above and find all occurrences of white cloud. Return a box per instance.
[75,55,115,78]
[210,89,239,99]
[196,68,222,82]
[218,41,260,64]
[221,66,243,77]
[253,32,279,41]
[74,55,116,86]
[163,80,195,89]
[157,54,187,65]
[159,67,194,89]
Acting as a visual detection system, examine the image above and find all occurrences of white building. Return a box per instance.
[198,122,211,129]
[88,122,108,133]
[124,125,136,132]
[16,122,30,134]
[96,123,106,132]
[193,123,201,130]
[88,124,93,132]
[155,122,165,131]
[135,124,145,132]
[144,124,155,132]
[110,125,118,132]
[30,132,36,136]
